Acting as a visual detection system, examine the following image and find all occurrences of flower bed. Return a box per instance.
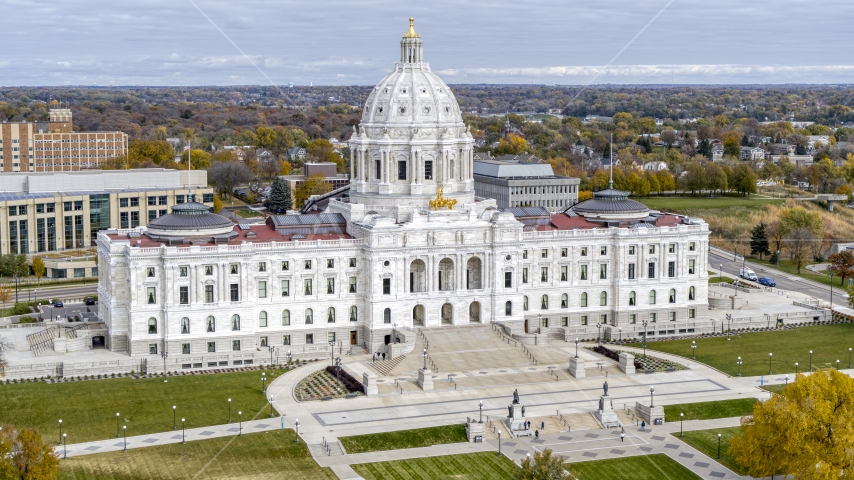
[296,369,363,401]
[586,345,686,372]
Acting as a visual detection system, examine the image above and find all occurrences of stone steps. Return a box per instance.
[369,355,406,376]
[309,441,345,457]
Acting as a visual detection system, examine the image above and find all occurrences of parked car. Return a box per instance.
[739,267,758,281]
[757,277,776,287]
[54,300,64,307]
[85,297,96,305]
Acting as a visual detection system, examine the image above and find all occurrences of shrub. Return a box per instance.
[12,303,32,315]
[18,316,36,323]
[325,366,364,393]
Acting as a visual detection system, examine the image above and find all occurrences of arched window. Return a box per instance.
[327,307,336,323]
[349,306,357,322]
[629,291,636,306]
[206,316,215,332]
[561,293,568,308]
[523,296,529,311]
[383,308,391,323]
[259,311,268,327]
[305,309,313,324]
[649,290,656,305]
[282,310,290,326]
[181,317,190,334]
[505,301,512,316]
[580,292,588,307]
[148,318,157,334]
[669,289,676,303]
[600,291,607,306]
[231,314,240,331]
[541,295,549,310]
[689,286,695,301]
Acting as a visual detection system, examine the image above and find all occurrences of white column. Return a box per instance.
[349,148,355,180]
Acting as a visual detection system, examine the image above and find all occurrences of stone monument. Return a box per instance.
[569,356,585,378]
[362,371,378,396]
[417,368,434,391]
[618,352,635,375]
[504,389,532,436]
[594,381,621,428]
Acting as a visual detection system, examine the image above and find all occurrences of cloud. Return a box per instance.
[437,65,854,81]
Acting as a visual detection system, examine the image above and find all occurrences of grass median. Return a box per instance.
[626,323,854,376]
[663,398,757,422]
[339,424,467,453]
[567,453,701,480]
[58,429,333,480]
[676,427,743,475]
[0,368,293,443]
[353,452,516,480]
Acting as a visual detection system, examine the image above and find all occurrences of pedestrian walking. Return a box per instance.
[281,415,284,429]
[382,352,386,361]
[541,421,545,430]
[372,353,376,362]
[620,432,624,442]
[535,430,539,439]
[641,421,646,432]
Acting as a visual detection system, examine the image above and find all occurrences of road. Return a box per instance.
[709,252,846,306]
[9,282,97,304]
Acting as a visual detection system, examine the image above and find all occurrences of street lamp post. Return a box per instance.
[238,411,242,436]
[737,357,742,377]
[725,313,731,340]
[62,433,67,459]
[294,419,300,443]
[649,386,655,408]
[479,400,483,423]
[329,341,335,366]
[830,269,834,307]
[182,418,185,444]
[122,426,127,452]
[691,341,696,360]
[849,348,852,369]
[574,338,579,358]
[785,374,789,385]
[596,322,602,345]
[269,345,275,367]
[717,433,722,459]
[172,406,177,430]
[269,396,275,418]
[497,430,502,457]
[58,419,62,445]
[116,413,120,438]
[769,352,773,375]
[810,350,813,372]
[680,412,684,437]
[228,398,232,423]
[795,362,799,375]
[161,350,168,382]
[261,373,266,394]
[423,348,427,370]
[642,320,648,357]
[618,327,622,345]
[719,263,722,282]
[837,359,841,370]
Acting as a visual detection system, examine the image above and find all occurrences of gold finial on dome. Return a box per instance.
[403,17,420,38]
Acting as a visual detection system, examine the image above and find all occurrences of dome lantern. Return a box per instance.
[400,18,423,63]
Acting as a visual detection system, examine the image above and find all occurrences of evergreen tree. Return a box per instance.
[698,139,712,158]
[267,177,292,214]
[750,222,771,260]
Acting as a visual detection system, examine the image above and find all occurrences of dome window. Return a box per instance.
[445,106,450,113]
[423,106,431,114]
[399,106,406,114]
[377,106,384,114]
[402,87,407,93]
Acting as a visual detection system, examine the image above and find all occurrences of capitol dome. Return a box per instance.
[348,18,476,211]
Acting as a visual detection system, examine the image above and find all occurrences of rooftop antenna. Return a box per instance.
[609,133,614,189]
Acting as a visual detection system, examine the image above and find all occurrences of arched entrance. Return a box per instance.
[466,257,482,289]
[92,336,105,349]
[413,305,425,326]
[410,259,426,293]
[469,301,481,323]
[438,258,455,291]
[441,303,453,325]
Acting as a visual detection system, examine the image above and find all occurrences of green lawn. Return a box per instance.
[638,196,784,210]
[353,452,517,480]
[0,368,291,443]
[58,429,334,480]
[626,323,854,376]
[676,427,744,475]
[340,424,467,454]
[760,384,786,394]
[663,398,757,422]
[567,453,701,480]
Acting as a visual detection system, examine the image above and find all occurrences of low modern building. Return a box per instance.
[0,169,214,259]
[1,108,128,173]
[473,159,579,211]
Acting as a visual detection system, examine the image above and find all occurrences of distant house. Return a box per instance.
[501,117,526,138]
[749,135,771,145]
[711,145,725,162]
[256,148,275,163]
[807,135,830,148]
[739,146,765,161]
[570,145,592,157]
[287,147,306,161]
[643,161,668,172]
[473,152,495,162]
[767,144,796,156]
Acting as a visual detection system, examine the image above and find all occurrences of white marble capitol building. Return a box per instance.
[97,20,711,364]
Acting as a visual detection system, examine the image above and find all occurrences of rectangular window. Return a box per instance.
[120,198,128,208]
[181,317,190,334]
[205,285,214,303]
[232,340,241,351]
[424,160,433,180]
[561,317,568,327]
[179,286,189,305]
[177,195,185,204]
[207,342,216,353]
[18,205,26,216]
[73,267,84,278]
[304,260,312,270]
[688,259,695,275]
[258,262,267,272]
[560,266,568,281]
[7,206,15,217]
[375,159,381,180]
[147,287,156,304]
[628,263,636,280]
[349,258,356,267]
[260,336,268,347]
[689,308,696,319]
[580,315,588,326]
[668,261,675,278]
[689,242,696,251]
[179,266,188,277]
[629,314,637,324]
[120,212,129,229]
[629,245,636,255]
[600,314,608,324]
[230,284,239,301]
[46,203,55,213]
[599,264,607,280]
[64,201,72,212]
[148,197,157,206]
[669,243,675,253]
[540,267,548,282]
[504,272,512,288]
[130,198,139,207]
[648,262,655,279]
[580,265,588,281]
[182,343,190,355]
[282,335,291,346]
[522,250,528,259]
[147,267,155,277]
[304,279,312,295]
[561,247,568,257]
[258,281,267,298]
[148,210,157,222]
[669,312,676,321]
[398,160,407,180]
[203,193,214,203]
[649,245,656,254]
[230,264,238,275]
[149,344,158,355]
[305,334,314,345]
[326,278,335,294]
[541,318,548,328]
[522,268,528,284]
[382,278,391,295]
[159,195,168,205]
[349,276,357,293]
[205,265,213,275]
[581,247,588,256]
[600,246,607,256]
[541,249,548,258]
[328,332,335,343]
[36,203,44,214]
[281,280,290,297]
[282,261,290,271]
[650,313,657,323]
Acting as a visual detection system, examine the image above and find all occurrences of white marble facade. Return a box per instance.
[96,20,711,362]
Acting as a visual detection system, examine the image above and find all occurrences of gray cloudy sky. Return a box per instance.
[2,0,853,86]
